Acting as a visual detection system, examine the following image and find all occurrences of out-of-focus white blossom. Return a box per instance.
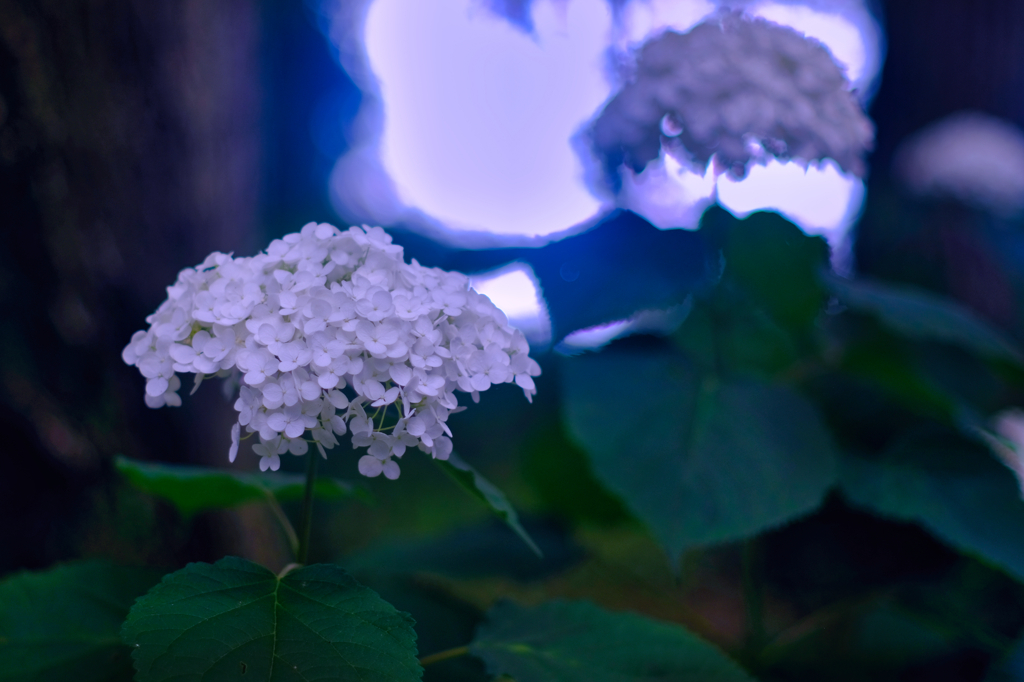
[893,111,1024,217]
[123,223,541,479]
[985,408,1024,497]
[591,11,874,179]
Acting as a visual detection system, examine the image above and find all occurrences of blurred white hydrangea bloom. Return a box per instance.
[988,408,1024,498]
[122,223,541,479]
[893,111,1024,217]
[591,11,874,178]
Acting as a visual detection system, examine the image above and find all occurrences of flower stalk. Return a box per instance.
[297,446,320,565]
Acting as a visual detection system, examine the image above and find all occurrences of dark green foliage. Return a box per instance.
[826,275,1024,366]
[346,519,579,581]
[470,600,756,682]
[116,456,365,518]
[435,452,542,557]
[521,420,632,527]
[721,210,830,334]
[673,286,800,378]
[562,344,836,560]
[0,561,164,682]
[840,429,1024,582]
[121,556,422,681]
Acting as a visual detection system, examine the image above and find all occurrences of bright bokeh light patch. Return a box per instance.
[333,0,881,242]
[750,2,871,90]
[469,263,552,345]
[361,0,613,237]
[618,154,717,229]
[328,0,881,337]
[559,319,635,351]
[558,302,693,352]
[717,159,865,240]
[613,0,716,50]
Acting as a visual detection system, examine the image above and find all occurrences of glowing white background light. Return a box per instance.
[331,0,882,342]
[614,0,717,50]
[750,2,869,89]
[469,263,552,345]
[338,0,880,240]
[363,0,613,237]
[717,159,865,239]
[618,155,717,229]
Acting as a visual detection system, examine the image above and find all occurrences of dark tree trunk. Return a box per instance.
[0,0,273,571]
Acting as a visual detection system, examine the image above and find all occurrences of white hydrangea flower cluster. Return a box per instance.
[592,11,874,179]
[122,223,541,479]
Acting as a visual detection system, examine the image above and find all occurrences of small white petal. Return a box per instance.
[229,423,240,463]
[358,455,384,477]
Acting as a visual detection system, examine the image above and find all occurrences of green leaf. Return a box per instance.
[521,421,632,527]
[839,429,1024,581]
[988,634,1024,681]
[825,275,1024,366]
[563,345,837,559]
[470,600,755,682]
[436,453,542,557]
[116,456,364,518]
[721,211,830,334]
[836,331,959,420]
[121,556,422,682]
[0,560,164,682]
[673,288,799,379]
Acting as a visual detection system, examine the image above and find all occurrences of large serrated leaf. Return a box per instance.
[470,600,755,682]
[121,556,422,682]
[839,429,1024,582]
[0,560,164,682]
[436,453,542,557]
[825,275,1024,366]
[563,345,836,559]
[116,456,365,518]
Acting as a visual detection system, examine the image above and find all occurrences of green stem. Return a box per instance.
[296,450,319,564]
[419,645,470,667]
[263,490,299,558]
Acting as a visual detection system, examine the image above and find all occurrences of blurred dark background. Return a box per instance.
[4,1,1024,678]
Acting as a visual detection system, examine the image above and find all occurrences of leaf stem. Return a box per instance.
[296,450,319,564]
[263,489,300,558]
[419,645,470,666]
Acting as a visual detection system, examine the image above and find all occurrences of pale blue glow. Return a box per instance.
[558,302,693,352]
[618,154,717,229]
[469,263,552,345]
[559,319,635,351]
[332,0,879,241]
[613,0,716,51]
[750,2,876,92]
[327,0,880,335]
[717,158,866,240]
[362,0,613,237]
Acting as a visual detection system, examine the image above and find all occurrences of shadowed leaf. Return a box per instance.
[470,600,755,682]
[0,561,164,682]
[116,456,365,518]
[563,345,836,560]
[121,556,422,681]
[436,453,542,557]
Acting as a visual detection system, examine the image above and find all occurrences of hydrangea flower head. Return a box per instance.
[122,223,541,479]
[591,11,874,179]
